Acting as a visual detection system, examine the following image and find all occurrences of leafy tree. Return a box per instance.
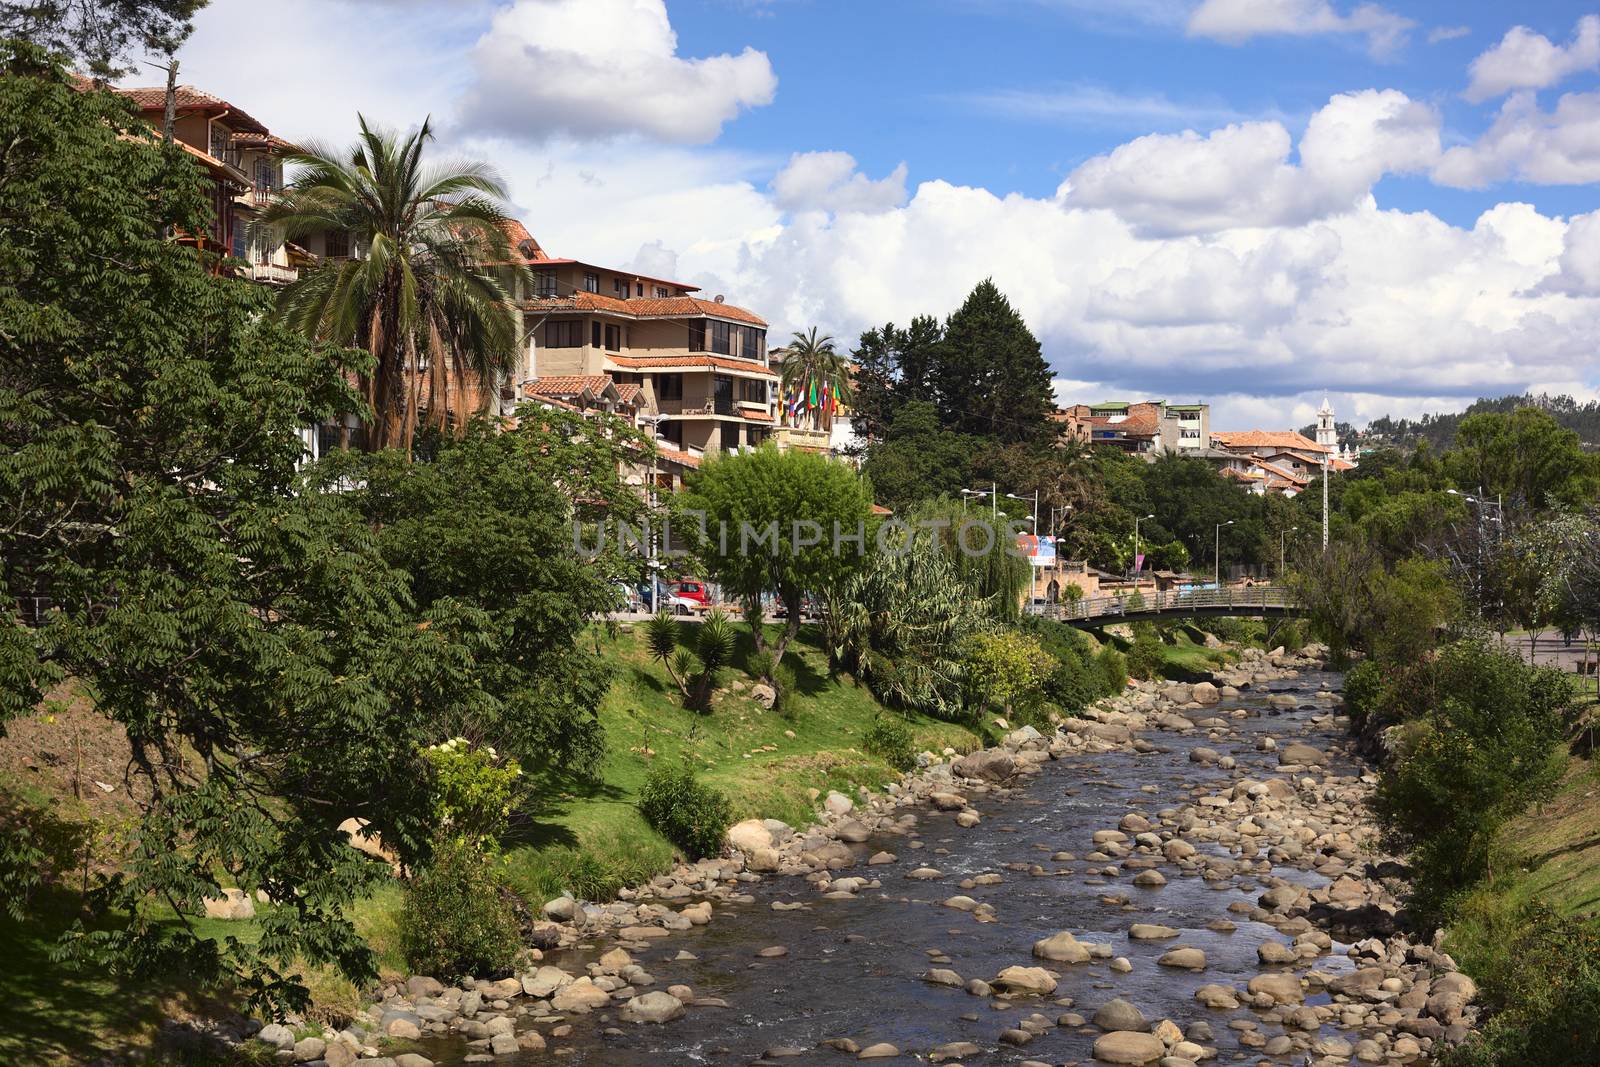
[962,630,1054,719]
[861,400,977,512]
[1,0,207,78]
[265,116,528,457]
[931,280,1055,444]
[778,326,853,431]
[675,446,873,677]
[890,314,942,407]
[1443,408,1600,510]
[0,56,446,1012]
[848,322,900,444]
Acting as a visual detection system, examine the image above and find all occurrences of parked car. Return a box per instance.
[669,579,712,607]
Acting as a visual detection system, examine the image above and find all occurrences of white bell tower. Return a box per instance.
[1315,396,1337,451]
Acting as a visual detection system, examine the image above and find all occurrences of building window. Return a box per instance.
[739,378,766,403]
[583,272,599,293]
[534,271,557,297]
[688,319,705,352]
[591,321,602,348]
[547,320,582,347]
[613,278,628,300]
[604,324,622,351]
[325,230,349,258]
[636,282,644,296]
[655,286,669,299]
[720,423,740,451]
[656,374,683,401]
[736,325,766,360]
[711,320,731,355]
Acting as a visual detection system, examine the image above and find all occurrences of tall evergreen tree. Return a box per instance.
[894,314,942,407]
[932,280,1054,444]
[849,322,899,445]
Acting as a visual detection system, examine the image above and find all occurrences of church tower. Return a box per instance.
[1316,396,1337,451]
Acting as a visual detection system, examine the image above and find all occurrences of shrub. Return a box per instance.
[862,714,917,771]
[1374,640,1577,920]
[1094,647,1128,692]
[647,609,737,711]
[421,738,521,850]
[1439,906,1600,1067]
[1126,626,1164,681]
[400,838,521,979]
[637,762,733,860]
[961,629,1054,716]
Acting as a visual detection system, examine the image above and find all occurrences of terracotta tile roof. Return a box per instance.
[606,354,778,378]
[742,408,775,422]
[656,448,701,469]
[1211,430,1329,454]
[871,503,894,515]
[1252,459,1309,486]
[524,291,765,326]
[116,85,269,135]
[525,374,613,397]
[614,382,643,403]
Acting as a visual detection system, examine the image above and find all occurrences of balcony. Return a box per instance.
[248,262,299,285]
[251,182,278,208]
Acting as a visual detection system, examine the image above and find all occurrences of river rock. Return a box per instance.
[522,966,573,998]
[727,818,774,852]
[1129,924,1178,940]
[1191,682,1220,704]
[825,790,854,815]
[1193,984,1239,1010]
[1156,946,1206,970]
[1132,870,1167,888]
[1092,1030,1166,1064]
[1092,997,1148,1031]
[1033,931,1093,963]
[992,966,1057,995]
[202,887,255,921]
[551,977,611,1012]
[1277,742,1325,766]
[858,1043,900,1059]
[1247,972,1304,1004]
[256,1024,295,1050]
[621,990,685,1024]
[953,749,1019,784]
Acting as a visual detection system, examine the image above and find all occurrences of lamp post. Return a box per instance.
[1133,513,1155,577]
[1214,519,1234,589]
[1279,525,1299,581]
[961,486,997,520]
[1448,488,1505,616]
[1007,490,1039,533]
[640,413,673,612]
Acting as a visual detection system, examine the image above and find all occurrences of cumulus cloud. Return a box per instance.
[770,152,909,214]
[1464,15,1600,103]
[1434,91,1600,188]
[1186,0,1416,58]
[457,0,776,144]
[1533,210,1600,295]
[1056,90,1439,237]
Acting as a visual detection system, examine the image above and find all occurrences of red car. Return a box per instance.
[669,579,712,607]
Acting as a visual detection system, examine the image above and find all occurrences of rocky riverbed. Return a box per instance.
[253,645,1478,1067]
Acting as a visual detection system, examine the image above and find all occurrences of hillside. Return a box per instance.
[1359,393,1600,453]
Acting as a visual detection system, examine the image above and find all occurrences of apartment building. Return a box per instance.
[115,85,314,285]
[513,224,777,465]
[1066,400,1211,457]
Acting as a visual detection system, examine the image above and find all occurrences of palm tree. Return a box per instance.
[261,115,529,456]
[779,327,854,432]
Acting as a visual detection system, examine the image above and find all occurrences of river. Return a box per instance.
[421,669,1368,1065]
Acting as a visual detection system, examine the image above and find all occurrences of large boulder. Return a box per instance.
[953,749,1019,784]
[1092,1031,1165,1065]
[1157,946,1206,970]
[726,819,774,853]
[522,966,574,998]
[991,966,1057,995]
[1191,681,1220,704]
[1247,972,1304,1004]
[1033,931,1092,963]
[1278,742,1326,766]
[621,991,685,1024]
[1092,997,1148,1032]
[551,977,612,1013]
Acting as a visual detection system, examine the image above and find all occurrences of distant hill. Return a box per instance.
[1355,394,1600,453]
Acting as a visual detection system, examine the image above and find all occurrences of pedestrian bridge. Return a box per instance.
[1027,585,1304,628]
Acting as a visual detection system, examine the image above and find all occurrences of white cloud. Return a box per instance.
[1434,90,1600,188]
[1056,90,1439,237]
[962,84,1260,129]
[1464,15,1600,103]
[1427,25,1470,45]
[770,152,908,214]
[1534,210,1600,295]
[457,0,777,144]
[1186,0,1416,58]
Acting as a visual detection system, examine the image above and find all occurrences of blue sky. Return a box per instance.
[156,0,1600,429]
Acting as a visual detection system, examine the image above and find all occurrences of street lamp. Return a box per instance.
[639,413,673,611]
[1133,513,1155,576]
[961,485,997,520]
[1214,519,1234,588]
[1006,490,1039,533]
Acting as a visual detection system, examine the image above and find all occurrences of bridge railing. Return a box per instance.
[1027,585,1298,622]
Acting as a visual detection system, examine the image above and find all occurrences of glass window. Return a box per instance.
[604,324,622,351]
[720,423,740,451]
[534,271,557,297]
[655,286,669,299]
[591,321,602,348]
[583,272,599,293]
[325,230,349,258]
[636,283,644,296]
[656,374,683,401]
[547,320,581,347]
[688,319,705,352]
[711,321,731,355]
[739,378,766,403]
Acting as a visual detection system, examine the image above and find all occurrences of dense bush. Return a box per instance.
[1095,647,1128,693]
[400,839,521,979]
[862,714,917,771]
[1440,907,1600,1067]
[637,762,733,860]
[1125,624,1165,681]
[422,738,521,849]
[1017,617,1113,713]
[961,630,1055,717]
[1374,640,1577,920]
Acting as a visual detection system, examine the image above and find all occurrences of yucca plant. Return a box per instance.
[646,610,737,712]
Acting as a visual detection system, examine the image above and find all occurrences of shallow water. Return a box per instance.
[425,671,1358,1065]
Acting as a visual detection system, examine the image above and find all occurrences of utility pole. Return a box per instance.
[1321,454,1329,550]
[1133,513,1154,577]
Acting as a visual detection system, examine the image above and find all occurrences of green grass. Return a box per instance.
[497,622,981,905]
[1446,753,1600,978]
